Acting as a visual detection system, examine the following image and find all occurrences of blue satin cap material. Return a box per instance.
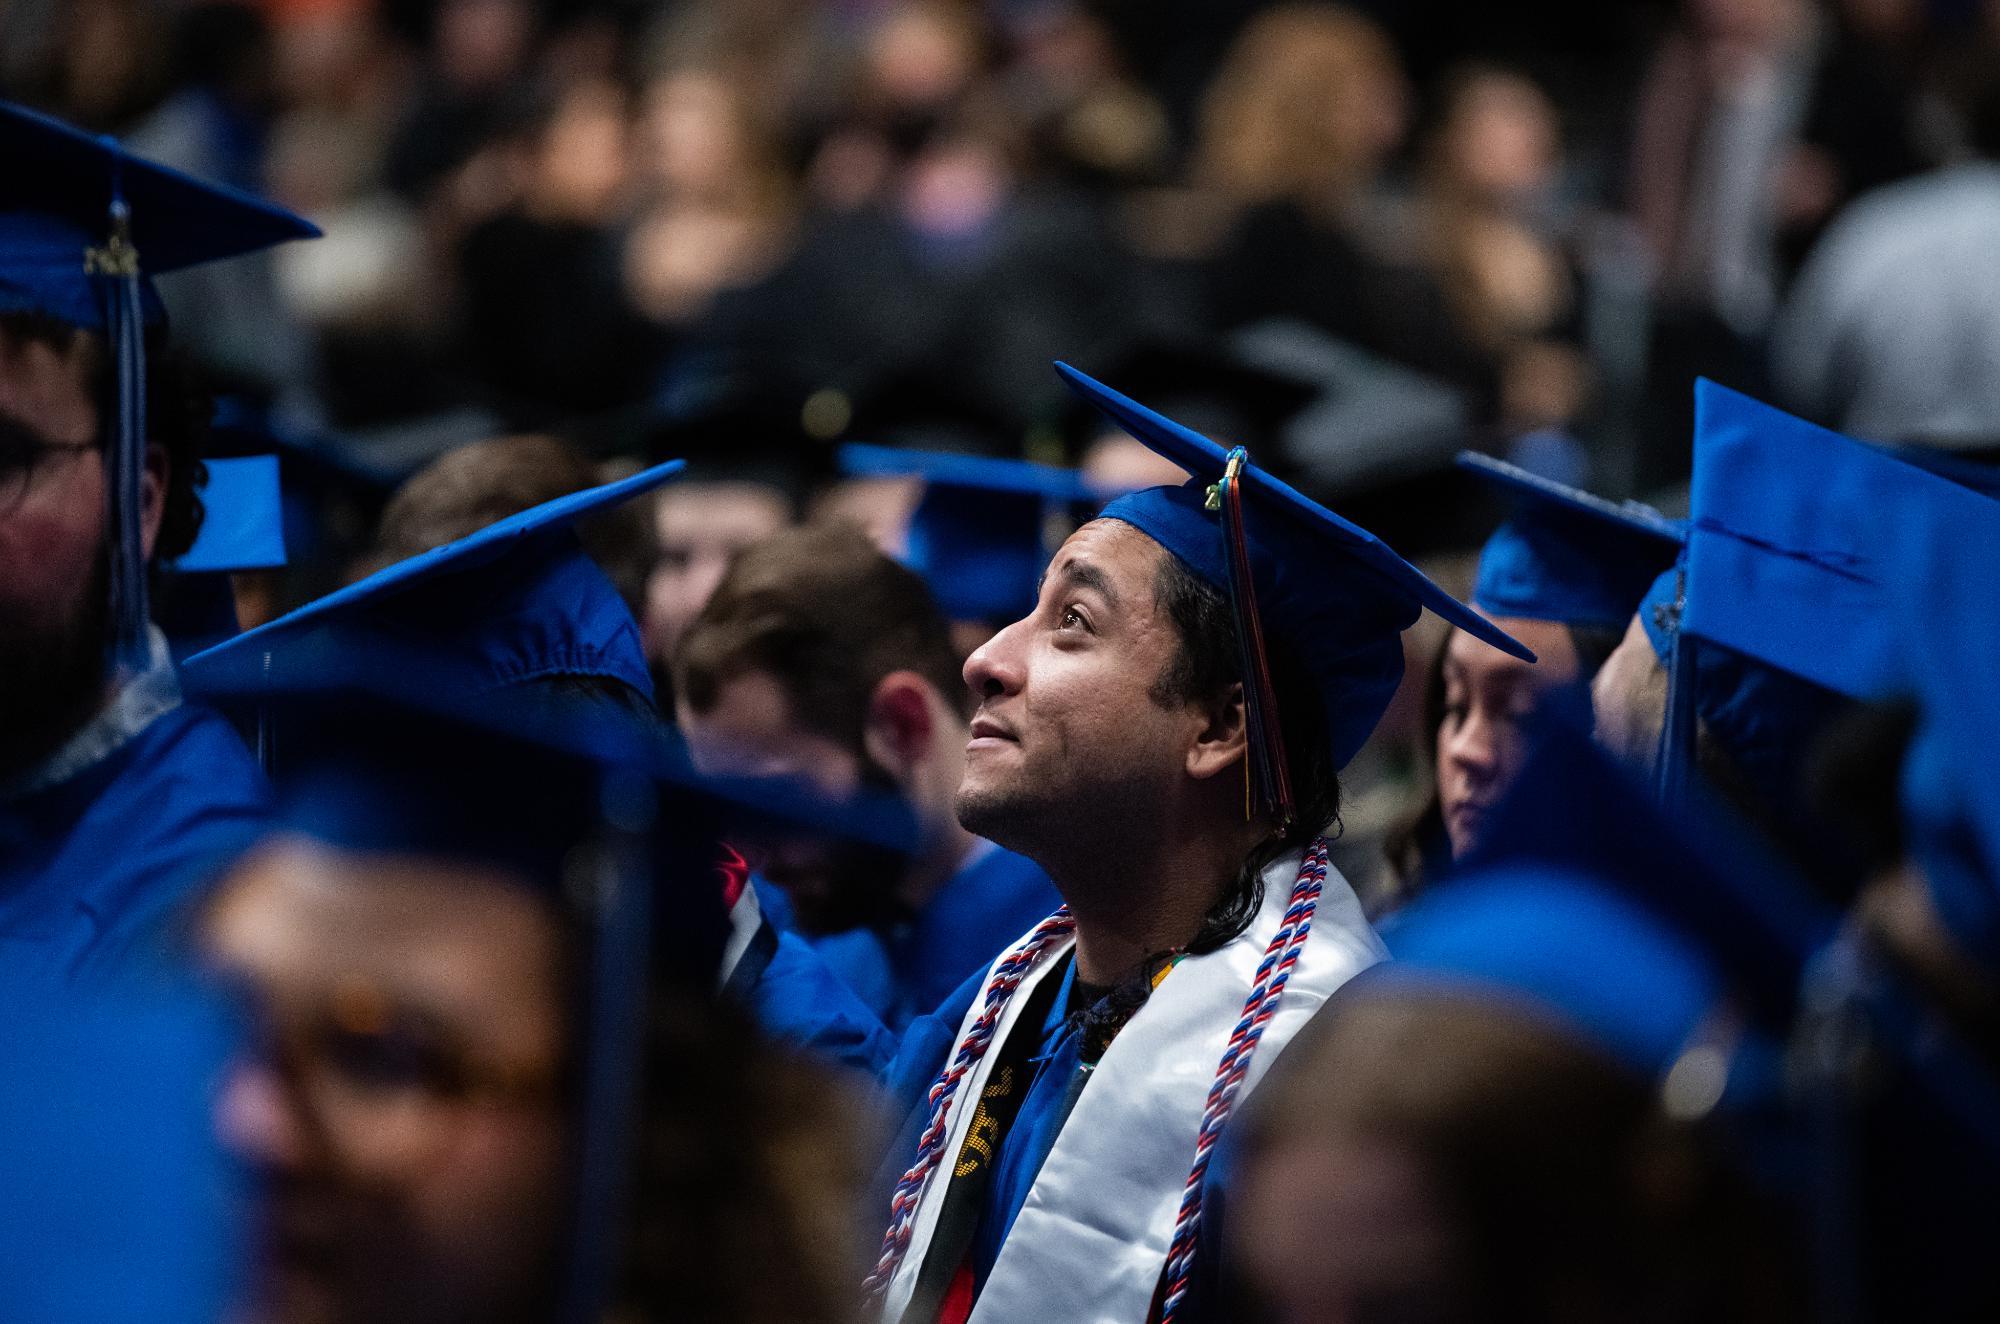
[838,442,1115,623]
[183,460,686,704]
[1461,452,1684,631]
[0,100,318,334]
[1057,361,1531,770]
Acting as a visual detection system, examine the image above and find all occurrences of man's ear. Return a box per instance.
[139,443,168,561]
[863,671,939,782]
[1186,681,1249,781]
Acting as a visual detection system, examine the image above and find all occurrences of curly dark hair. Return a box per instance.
[0,311,213,563]
[1068,551,1345,1055]
[1151,548,1342,947]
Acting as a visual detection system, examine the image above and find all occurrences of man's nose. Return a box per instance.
[963,617,1028,700]
[1444,708,1503,778]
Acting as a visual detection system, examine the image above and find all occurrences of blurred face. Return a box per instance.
[532,80,630,223]
[811,476,923,558]
[642,73,750,196]
[1439,76,1558,205]
[867,4,980,112]
[1436,618,1580,856]
[1591,614,1669,780]
[1235,1132,1479,1324]
[1079,432,1189,493]
[677,670,908,932]
[0,327,158,780]
[958,520,1204,860]
[203,840,570,1324]
[643,483,789,669]
[434,0,532,91]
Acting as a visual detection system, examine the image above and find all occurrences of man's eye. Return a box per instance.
[1057,605,1087,631]
[318,1020,463,1098]
[0,436,36,478]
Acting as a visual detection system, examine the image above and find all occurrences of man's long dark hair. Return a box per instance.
[1071,551,1342,1057]
[1151,550,1343,951]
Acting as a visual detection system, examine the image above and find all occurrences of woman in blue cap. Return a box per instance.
[1384,455,1681,904]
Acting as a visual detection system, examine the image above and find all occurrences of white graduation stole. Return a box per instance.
[878,846,1387,1323]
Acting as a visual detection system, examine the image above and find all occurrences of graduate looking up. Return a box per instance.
[0,100,316,982]
[675,520,1059,1032]
[823,364,1532,1324]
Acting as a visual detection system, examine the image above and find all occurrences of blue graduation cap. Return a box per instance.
[1377,868,1791,1106]
[1677,380,2000,702]
[1380,716,2000,1280]
[175,455,287,574]
[1361,724,1824,1199]
[1053,362,1532,822]
[0,100,318,671]
[1897,499,2000,974]
[1882,442,2000,504]
[1447,715,1837,1029]
[838,442,1117,623]
[1457,452,1684,630]
[182,459,686,706]
[1637,564,1854,840]
[1645,380,2000,809]
[158,455,290,658]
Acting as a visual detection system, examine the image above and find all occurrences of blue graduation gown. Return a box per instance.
[759,940,1235,1318]
[0,702,270,983]
[729,919,902,1080]
[772,844,1060,1032]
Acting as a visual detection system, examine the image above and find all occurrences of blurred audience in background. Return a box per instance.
[22,0,1983,984]
[9,0,1987,505]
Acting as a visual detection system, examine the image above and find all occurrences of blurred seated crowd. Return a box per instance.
[6,1,2000,1322]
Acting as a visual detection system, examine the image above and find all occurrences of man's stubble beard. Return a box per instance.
[956,754,1167,886]
[0,550,113,785]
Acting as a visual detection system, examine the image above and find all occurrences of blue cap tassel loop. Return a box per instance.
[92,159,152,676]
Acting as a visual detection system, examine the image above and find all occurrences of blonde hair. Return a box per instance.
[1194,4,1407,208]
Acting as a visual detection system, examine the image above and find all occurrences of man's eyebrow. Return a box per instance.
[1042,557,1121,609]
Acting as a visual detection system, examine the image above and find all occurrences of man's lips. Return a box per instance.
[968,715,1018,744]
[1446,799,1493,835]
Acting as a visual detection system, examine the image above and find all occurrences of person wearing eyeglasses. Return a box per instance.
[0,102,318,982]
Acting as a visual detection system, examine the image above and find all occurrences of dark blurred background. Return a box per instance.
[9,0,1997,569]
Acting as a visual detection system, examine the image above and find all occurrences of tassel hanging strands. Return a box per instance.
[863,907,1080,1301]
[1205,447,1294,836]
[86,145,151,674]
[1157,838,1328,1323]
